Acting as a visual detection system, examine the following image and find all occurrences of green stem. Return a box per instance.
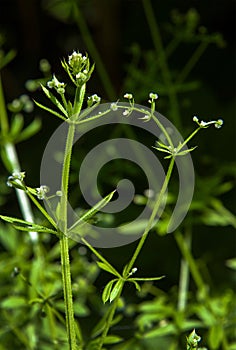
[126,157,175,273]
[97,157,175,350]
[177,42,208,84]
[174,230,206,295]
[180,127,201,150]
[97,287,123,350]
[59,84,86,350]
[177,226,192,311]
[60,234,77,350]
[142,0,181,128]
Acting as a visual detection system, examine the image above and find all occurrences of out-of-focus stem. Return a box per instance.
[177,227,192,311]
[0,75,37,241]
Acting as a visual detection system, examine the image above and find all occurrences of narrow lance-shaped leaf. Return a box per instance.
[129,276,165,281]
[77,103,101,122]
[102,279,117,304]
[109,279,124,303]
[0,215,57,235]
[34,100,67,121]
[41,85,68,117]
[129,279,141,292]
[68,190,116,233]
[97,262,120,278]
[103,335,123,344]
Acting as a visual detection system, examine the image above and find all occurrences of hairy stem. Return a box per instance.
[59,84,86,350]
[126,157,175,273]
[97,287,123,350]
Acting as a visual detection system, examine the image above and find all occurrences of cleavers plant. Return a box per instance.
[0,50,223,350]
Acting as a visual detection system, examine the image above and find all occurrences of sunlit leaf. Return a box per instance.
[110,279,124,303]
[0,215,57,234]
[1,296,26,309]
[68,190,116,233]
[97,262,120,277]
[103,335,123,344]
[102,279,117,304]
[34,100,67,121]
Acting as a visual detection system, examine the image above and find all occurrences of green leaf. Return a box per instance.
[154,147,171,155]
[67,101,73,117]
[110,279,124,303]
[15,118,41,143]
[176,146,197,156]
[97,262,120,277]
[131,276,165,281]
[34,99,67,121]
[143,323,177,338]
[41,84,68,117]
[0,215,57,235]
[102,279,117,304]
[1,296,26,309]
[129,279,141,292]
[122,264,130,277]
[77,103,101,121]
[155,141,170,150]
[103,335,123,344]
[209,324,224,349]
[68,190,116,233]
[118,219,149,235]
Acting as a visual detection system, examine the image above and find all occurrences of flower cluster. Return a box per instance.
[62,50,94,87]
[7,171,26,189]
[110,102,118,111]
[124,93,133,100]
[148,92,158,103]
[87,94,101,107]
[36,185,50,200]
[122,92,135,116]
[193,116,223,129]
[8,94,34,113]
[47,75,65,94]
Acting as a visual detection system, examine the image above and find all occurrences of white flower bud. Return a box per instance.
[124,93,133,99]
[149,92,158,100]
